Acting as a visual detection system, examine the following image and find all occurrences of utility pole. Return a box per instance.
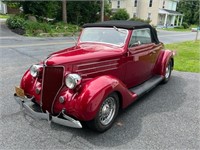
[195,9,200,41]
[101,0,104,22]
[195,29,199,41]
[62,0,67,23]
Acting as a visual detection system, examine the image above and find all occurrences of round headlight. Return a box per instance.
[30,65,42,77]
[65,74,81,89]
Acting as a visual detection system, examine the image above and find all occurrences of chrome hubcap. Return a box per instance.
[165,63,171,79]
[99,97,116,126]
[102,104,110,116]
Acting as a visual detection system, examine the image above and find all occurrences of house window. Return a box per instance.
[149,0,153,7]
[117,1,120,8]
[134,0,137,7]
[163,0,165,8]
[147,13,151,20]
[133,13,137,18]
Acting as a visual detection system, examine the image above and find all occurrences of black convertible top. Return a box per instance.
[83,20,160,44]
[83,20,151,29]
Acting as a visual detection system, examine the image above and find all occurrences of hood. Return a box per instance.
[44,43,123,66]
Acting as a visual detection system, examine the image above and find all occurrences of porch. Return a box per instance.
[157,9,184,28]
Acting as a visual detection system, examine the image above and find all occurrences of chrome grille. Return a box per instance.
[41,66,64,113]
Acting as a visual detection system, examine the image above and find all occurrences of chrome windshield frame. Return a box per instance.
[79,27,129,47]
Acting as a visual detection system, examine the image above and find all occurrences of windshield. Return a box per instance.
[79,27,128,47]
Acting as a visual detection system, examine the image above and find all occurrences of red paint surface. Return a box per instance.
[19,28,173,121]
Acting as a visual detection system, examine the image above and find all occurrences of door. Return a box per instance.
[125,28,159,88]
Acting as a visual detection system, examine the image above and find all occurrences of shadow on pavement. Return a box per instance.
[42,74,187,148]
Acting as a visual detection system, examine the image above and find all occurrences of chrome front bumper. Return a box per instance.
[14,94,82,128]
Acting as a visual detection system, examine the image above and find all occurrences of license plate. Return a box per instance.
[15,86,25,98]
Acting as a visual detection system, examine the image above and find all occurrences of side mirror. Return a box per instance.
[130,41,141,47]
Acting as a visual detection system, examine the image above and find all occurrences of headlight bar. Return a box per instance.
[30,64,43,77]
[65,74,82,89]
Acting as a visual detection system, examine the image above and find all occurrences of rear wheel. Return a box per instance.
[162,59,172,84]
[88,93,119,132]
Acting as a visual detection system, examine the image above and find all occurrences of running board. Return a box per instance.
[129,75,163,97]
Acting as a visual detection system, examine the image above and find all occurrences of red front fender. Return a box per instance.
[20,70,42,104]
[154,49,174,76]
[54,75,137,121]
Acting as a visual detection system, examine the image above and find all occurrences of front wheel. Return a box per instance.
[87,93,119,132]
[162,59,172,84]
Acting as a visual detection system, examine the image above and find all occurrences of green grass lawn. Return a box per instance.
[0,14,10,19]
[165,41,200,73]
[162,27,191,32]
[161,25,197,32]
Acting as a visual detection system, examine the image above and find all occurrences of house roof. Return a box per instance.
[82,20,151,30]
[159,9,183,15]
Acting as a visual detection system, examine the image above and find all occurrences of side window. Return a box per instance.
[129,28,152,47]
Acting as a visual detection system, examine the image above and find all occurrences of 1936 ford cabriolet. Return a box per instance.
[14,21,174,132]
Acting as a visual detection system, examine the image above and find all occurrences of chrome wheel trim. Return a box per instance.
[165,63,171,79]
[99,97,116,126]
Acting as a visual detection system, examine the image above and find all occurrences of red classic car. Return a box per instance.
[14,21,174,132]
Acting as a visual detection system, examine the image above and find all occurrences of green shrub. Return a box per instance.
[111,9,129,20]
[24,21,53,36]
[6,15,26,29]
[174,26,184,29]
[54,22,79,33]
[6,15,81,36]
[182,22,189,29]
[129,17,151,24]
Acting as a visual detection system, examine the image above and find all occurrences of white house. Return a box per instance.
[111,0,184,27]
[0,0,7,14]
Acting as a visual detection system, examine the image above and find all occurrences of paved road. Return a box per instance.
[0,21,199,48]
[157,29,199,44]
[0,22,200,149]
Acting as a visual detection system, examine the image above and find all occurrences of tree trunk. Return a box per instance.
[101,0,104,22]
[62,0,67,23]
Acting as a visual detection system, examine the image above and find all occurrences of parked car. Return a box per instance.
[14,20,174,132]
[191,28,197,32]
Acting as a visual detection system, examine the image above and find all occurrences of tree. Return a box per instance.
[101,0,104,22]
[111,9,129,20]
[62,0,67,23]
[3,1,21,8]
[103,0,112,20]
[67,1,100,25]
[21,1,60,19]
[4,1,113,24]
[177,0,199,25]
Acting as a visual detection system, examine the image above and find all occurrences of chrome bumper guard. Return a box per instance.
[14,94,82,128]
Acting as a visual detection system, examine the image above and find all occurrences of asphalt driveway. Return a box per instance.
[0,21,199,149]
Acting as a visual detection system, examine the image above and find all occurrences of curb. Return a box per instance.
[0,18,7,22]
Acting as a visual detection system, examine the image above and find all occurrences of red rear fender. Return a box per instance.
[153,49,174,76]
